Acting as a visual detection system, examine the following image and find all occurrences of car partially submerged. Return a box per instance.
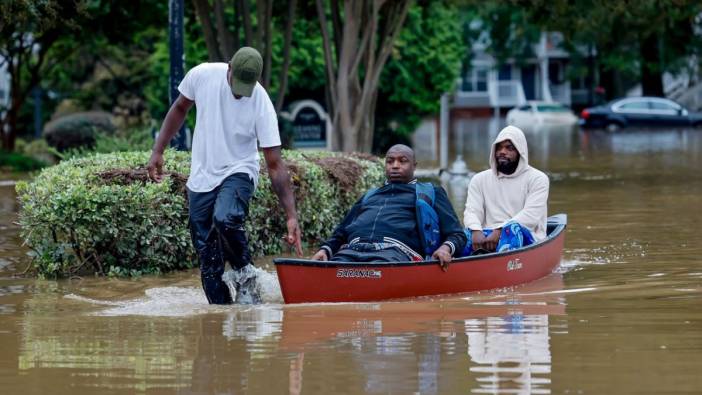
[579,96,702,131]
[506,101,578,129]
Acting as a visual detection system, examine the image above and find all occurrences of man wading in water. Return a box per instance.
[147,47,302,304]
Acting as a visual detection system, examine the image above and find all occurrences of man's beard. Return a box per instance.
[497,158,519,175]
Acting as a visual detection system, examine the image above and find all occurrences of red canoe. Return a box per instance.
[274,214,567,304]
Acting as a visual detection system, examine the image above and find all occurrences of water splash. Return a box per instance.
[554,259,584,273]
[64,268,284,316]
[222,267,283,304]
[66,287,211,317]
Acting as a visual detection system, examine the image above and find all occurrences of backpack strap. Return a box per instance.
[415,182,435,207]
[415,182,441,258]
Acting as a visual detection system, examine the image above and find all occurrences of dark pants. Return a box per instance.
[188,173,254,304]
[331,244,411,263]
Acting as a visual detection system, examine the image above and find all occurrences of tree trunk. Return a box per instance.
[233,0,241,50]
[241,0,253,46]
[640,34,664,97]
[318,0,411,153]
[275,0,298,113]
[192,0,221,61]
[262,0,273,89]
[254,0,265,50]
[1,101,18,151]
[213,0,234,59]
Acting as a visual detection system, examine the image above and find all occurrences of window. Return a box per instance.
[618,101,649,110]
[649,101,678,111]
[536,104,569,112]
[462,66,489,92]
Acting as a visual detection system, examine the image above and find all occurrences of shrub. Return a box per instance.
[0,150,47,172]
[16,150,384,277]
[60,127,155,160]
[43,111,117,151]
[16,138,60,165]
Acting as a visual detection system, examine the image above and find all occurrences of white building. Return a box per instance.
[454,31,593,112]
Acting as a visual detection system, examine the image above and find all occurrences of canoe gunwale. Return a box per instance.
[274,214,567,268]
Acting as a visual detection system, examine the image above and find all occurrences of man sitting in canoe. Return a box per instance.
[311,144,466,270]
[462,125,549,255]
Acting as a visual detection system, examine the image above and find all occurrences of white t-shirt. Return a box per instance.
[178,62,281,192]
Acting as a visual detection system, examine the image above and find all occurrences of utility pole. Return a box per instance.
[169,0,187,150]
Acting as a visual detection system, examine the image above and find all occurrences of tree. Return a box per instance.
[523,0,702,98]
[190,0,298,113]
[375,1,465,151]
[0,1,89,151]
[316,0,412,153]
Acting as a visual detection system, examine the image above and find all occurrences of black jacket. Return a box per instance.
[321,181,467,257]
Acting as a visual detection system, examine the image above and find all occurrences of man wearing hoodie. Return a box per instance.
[462,125,549,254]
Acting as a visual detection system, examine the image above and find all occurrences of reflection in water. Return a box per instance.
[278,275,566,394]
[17,294,196,392]
[466,314,552,394]
[13,274,566,394]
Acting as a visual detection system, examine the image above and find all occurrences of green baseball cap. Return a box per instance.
[229,47,262,97]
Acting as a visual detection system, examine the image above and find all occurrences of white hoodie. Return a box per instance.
[463,125,549,240]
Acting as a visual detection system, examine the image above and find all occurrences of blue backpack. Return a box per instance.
[361,182,441,258]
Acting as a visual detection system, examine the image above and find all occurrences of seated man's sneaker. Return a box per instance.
[233,264,261,305]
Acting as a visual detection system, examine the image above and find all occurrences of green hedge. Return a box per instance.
[16,150,384,277]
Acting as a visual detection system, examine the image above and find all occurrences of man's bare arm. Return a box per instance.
[147,95,194,182]
[262,146,302,256]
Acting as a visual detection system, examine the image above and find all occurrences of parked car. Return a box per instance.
[579,96,702,131]
[506,101,578,129]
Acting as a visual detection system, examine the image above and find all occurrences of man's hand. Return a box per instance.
[147,152,165,182]
[432,244,453,271]
[310,249,328,261]
[285,217,303,256]
[472,230,487,252]
[263,146,304,256]
[483,228,501,252]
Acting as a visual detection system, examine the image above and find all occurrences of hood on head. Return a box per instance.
[489,125,529,177]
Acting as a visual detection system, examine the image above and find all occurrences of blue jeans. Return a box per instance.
[188,173,254,304]
[460,221,535,256]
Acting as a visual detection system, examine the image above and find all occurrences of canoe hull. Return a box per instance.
[275,214,566,304]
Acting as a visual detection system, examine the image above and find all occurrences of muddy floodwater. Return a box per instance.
[1,120,701,394]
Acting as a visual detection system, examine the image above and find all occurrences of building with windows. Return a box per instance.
[454,31,593,113]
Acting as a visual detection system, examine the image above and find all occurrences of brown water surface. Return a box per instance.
[1,121,701,394]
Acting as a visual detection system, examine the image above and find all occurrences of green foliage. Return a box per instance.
[375,1,465,150]
[0,150,47,172]
[60,127,156,160]
[16,150,384,278]
[463,2,541,67]
[15,138,59,165]
[269,17,328,105]
[43,111,116,151]
[516,0,702,97]
[142,16,210,124]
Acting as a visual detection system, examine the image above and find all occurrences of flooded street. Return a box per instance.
[2,120,702,394]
